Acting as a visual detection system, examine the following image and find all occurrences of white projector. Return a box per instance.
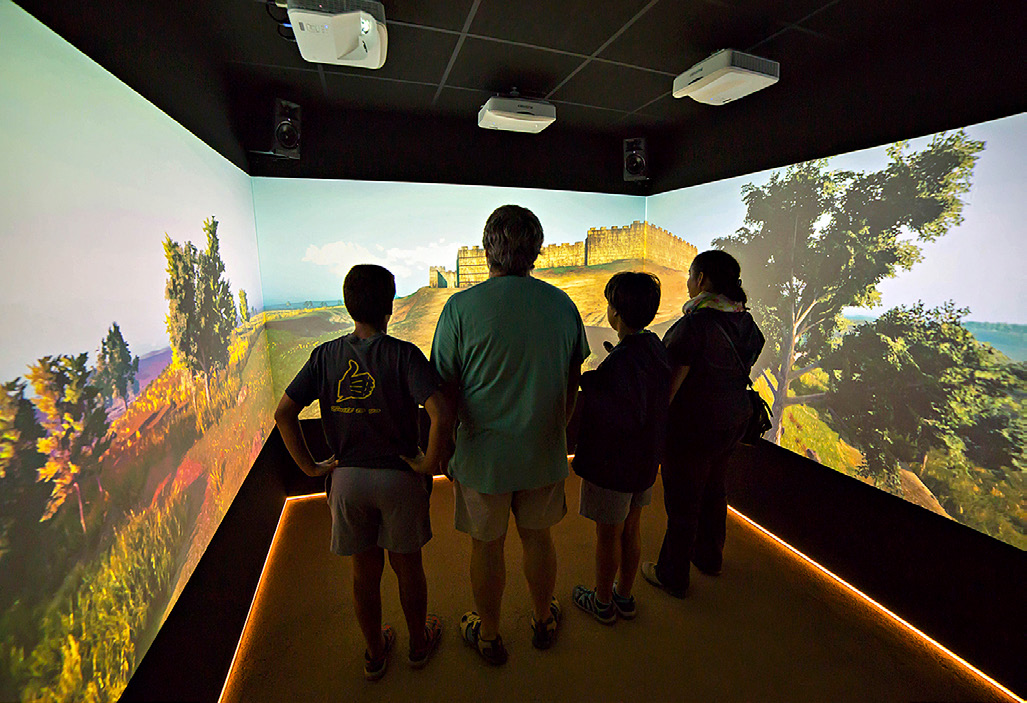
[286,0,387,69]
[478,97,556,133]
[673,49,779,105]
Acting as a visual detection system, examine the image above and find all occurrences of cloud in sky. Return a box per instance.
[302,237,461,281]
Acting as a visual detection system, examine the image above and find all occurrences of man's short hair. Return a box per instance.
[604,271,661,330]
[343,264,396,324]
[483,205,544,276]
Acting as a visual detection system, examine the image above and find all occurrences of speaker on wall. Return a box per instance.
[273,99,301,159]
[623,137,648,182]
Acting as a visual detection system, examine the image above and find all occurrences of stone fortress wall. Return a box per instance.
[429,221,698,288]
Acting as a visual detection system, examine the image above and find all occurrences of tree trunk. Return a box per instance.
[770,317,797,444]
[73,481,86,533]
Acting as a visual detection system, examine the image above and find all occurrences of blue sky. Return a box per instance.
[647,113,1027,324]
[0,1,262,382]
[252,179,644,302]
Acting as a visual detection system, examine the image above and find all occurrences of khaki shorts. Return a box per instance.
[454,479,567,542]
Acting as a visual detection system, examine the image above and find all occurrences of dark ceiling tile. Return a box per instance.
[469,0,654,55]
[716,0,842,26]
[321,23,457,84]
[635,93,705,128]
[433,86,495,121]
[549,102,632,132]
[600,1,779,74]
[552,61,670,114]
[323,73,437,113]
[445,36,584,99]
[227,62,326,105]
[384,0,478,31]
[220,2,311,70]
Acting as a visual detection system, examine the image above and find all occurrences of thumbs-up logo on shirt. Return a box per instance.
[337,359,376,402]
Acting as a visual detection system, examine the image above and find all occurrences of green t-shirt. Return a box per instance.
[431,275,590,494]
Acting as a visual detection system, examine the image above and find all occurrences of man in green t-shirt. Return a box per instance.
[432,204,590,665]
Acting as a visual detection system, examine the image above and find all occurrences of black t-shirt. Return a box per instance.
[662,308,765,426]
[572,331,671,493]
[286,332,441,471]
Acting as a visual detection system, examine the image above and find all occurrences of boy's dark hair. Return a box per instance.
[691,249,747,305]
[343,264,396,324]
[604,271,661,330]
[483,204,544,276]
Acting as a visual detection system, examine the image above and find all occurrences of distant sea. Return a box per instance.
[843,316,1027,362]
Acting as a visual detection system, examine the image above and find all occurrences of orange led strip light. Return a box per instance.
[728,506,1024,703]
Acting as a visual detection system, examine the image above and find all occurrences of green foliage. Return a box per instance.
[821,303,1026,489]
[919,449,1027,550]
[0,380,52,613]
[93,323,139,413]
[25,355,113,532]
[163,217,236,386]
[714,131,985,443]
[238,289,250,323]
[17,492,188,703]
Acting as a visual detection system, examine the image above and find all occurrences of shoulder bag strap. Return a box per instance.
[709,316,754,387]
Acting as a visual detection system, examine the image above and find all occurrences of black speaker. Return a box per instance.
[623,137,648,181]
[273,99,301,159]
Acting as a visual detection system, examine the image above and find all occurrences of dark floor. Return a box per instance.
[220,471,1015,703]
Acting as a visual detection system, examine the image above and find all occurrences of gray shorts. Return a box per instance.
[454,479,567,543]
[327,467,432,556]
[579,479,652,525]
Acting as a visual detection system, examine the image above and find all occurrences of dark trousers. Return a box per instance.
[656,423,744,591]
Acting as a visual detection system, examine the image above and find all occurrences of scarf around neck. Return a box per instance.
[681,291,745,315]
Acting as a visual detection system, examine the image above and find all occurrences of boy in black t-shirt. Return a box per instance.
[570,272,670,625]
[275,264,453,681]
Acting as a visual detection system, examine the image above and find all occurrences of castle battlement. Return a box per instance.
[433,222,697,287]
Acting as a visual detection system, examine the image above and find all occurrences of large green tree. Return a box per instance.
[163,216,236,401]
[0,379,52,612]
[821,303,1026,489]
[93,322,139,413]
[714,131,984,442]
[25,355,113,533]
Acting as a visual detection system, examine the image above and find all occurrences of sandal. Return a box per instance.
[530,596,562,649]
[611,581,637,619]
[363,624,395,681]
[408,614,443,669]
[460,611,508,665]
[572,585,616,625]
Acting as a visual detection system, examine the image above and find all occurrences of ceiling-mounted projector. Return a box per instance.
[478,97,556,133]
[286,0,387,69]
[673,49,779,105]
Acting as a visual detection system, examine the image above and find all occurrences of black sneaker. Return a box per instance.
[530,597,562,649]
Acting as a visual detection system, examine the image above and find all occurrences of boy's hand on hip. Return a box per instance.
[311,456,338,476]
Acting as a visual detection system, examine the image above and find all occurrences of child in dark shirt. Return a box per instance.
[571,272,670,624]
[274,264,452,680]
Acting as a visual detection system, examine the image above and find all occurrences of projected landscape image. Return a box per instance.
[0,4,273,701]
[258,115,1026,554]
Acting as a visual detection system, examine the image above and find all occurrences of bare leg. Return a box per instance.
[517,525,557,623]
[470,533,506,640]
[594,522,622,603]
[388,550,428,652]
[352,546,386,658]
[617,505,643,598]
